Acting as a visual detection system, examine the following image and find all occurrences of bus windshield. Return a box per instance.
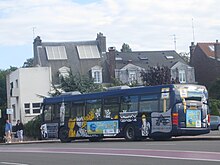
[174,84,208,102]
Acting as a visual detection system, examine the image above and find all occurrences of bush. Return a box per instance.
[24,115,42,140]
[209,99,220,116]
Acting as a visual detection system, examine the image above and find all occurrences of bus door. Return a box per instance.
[68,101,87,138]
[149,88,172,137]
[41,104,59,139]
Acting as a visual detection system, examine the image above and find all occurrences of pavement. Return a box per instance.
[1,135,220,145]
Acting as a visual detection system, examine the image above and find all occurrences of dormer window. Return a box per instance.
[58,66,70,78]
[91,66,102,83]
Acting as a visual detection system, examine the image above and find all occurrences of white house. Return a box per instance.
[6,67,51,125]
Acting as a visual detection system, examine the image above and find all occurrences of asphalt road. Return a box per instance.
[1,132,220,165]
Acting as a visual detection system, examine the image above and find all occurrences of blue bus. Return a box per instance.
[40,84,210,142]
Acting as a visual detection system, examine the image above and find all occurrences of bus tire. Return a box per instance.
[124,124,136,141]
[59,127,71,143]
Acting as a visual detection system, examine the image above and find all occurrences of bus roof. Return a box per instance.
[43,84,206,104]
[43,84,175,104]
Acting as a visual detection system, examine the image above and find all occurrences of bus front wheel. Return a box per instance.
[124,124,136,141]
[59,127,71,143]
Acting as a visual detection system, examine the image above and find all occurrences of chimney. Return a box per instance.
[214,39,220,59]
[96,32,106,53]
[107,47,116,81]
[189,42,196,65]
[33,36,42,66]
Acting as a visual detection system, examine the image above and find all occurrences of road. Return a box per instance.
[0,131,220,165]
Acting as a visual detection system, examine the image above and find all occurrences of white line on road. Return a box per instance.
[0,162,29,165]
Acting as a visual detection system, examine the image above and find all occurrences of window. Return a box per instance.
[24,103,30,114]
[16,79,18,88]
[86,99,102,120]
[12,104,16,120]
[45,46,67,60]
[121,96,138,112]
[58,67,70,78]
[44,105,52,122]
[94,71,101,83]
[129,71,136,82]
[77,45,100,59]
[103,97,119,119]
[32,103,41,114]
[139,94,160,112]
[179,70,186,83]
[91,66,102,83]
[71,101,85,118]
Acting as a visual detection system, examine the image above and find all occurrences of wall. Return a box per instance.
[8,67,51,124]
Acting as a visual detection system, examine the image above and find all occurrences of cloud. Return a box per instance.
[0,0,220,53]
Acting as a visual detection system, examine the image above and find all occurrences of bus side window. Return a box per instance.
[86,99,101,120]
[121,96,138,112]
[44,105,52,122]
[139,94,161,112]
[52,103,61,121]
[103,97,119,119]
[64,102,71,118]
[71,101,85,118]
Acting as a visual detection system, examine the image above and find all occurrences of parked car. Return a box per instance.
[210,115,220,130]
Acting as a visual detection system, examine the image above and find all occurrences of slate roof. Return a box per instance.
[114,50,186,70]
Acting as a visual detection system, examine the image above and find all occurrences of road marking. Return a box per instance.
[1,147,220,162]
[0,162,29,165]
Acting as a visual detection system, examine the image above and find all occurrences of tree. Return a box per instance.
[0,67,16,109]
[52,71,103,95]
[121,43,132,52]
[23,58,34,68]
[179,52,190,64]
[209,78,220,99]
[0,67,17,141]
[141,66,172,86]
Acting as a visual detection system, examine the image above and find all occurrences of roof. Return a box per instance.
[197,43,216,58]
[43,84,174,104]
[114,50,186,70]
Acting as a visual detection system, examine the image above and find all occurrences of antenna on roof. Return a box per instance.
[33,27,36,39]
[192,18,195,43]
[172,34,177,51]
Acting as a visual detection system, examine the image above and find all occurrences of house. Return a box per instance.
[33,32,106,85]
[6,67,51,124]
[106,47,195,85]
[190,40,220,87]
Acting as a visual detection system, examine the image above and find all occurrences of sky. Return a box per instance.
[0,0,220,69]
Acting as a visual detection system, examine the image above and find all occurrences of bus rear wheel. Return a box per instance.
[124,124,136,141]
[59,127,71,143]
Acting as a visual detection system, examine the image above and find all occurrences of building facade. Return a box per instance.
[33,32,106,85]
[6,67,51,124]
[106,47,195,85]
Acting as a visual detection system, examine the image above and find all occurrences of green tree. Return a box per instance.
[209,99,220,116]
[22,58,34,68]
[121,43,132,52]
[209,78,220,99]
[0,67,17,141]
[179,52,190,64]
[141,66,172,86]
[52,71,103,95]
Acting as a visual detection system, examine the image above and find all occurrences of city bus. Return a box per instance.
[40,84,210,142]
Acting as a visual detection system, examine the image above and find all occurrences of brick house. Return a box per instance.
[190,40,220,87]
